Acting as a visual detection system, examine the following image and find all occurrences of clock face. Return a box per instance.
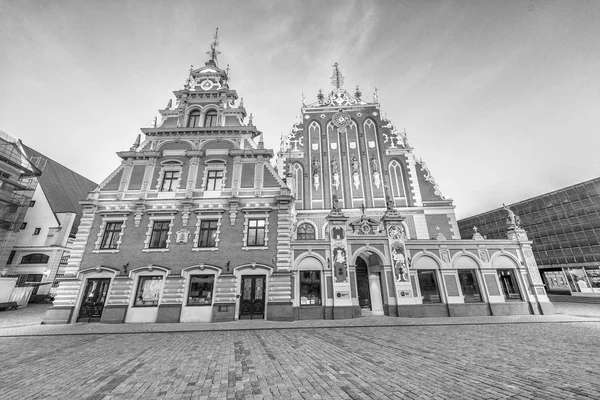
[200,80,213,91]
[332,112,351,128]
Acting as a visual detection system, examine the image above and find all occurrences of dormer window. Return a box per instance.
[202,160,227,195]
[188,110,201,127]
[204,110,218,127]
[156,160,183,192]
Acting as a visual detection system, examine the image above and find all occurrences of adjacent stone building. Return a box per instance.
[458,177,600,296]
[44,36,554,324]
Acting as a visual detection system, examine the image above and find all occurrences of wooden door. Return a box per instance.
[239,275,266,319]
[77,278,110,322]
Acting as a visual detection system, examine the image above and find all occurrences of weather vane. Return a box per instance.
[206,27,221,63]
[331,62,344,89]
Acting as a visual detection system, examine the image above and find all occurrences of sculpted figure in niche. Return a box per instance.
[351,156,359,174]
[312,157,321,175]
[331,158,339,174]
[370,157,379,172]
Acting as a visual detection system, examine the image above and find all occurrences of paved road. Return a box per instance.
[1,322,599,400]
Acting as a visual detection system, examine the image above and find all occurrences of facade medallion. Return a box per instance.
[388,225,404,241]
[200,80,213,91]
[332,112,351,129]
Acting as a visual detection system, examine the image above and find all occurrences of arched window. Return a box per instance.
[293,163,303,201]
[204,110,218,127]
[21,253,49,264]
[187,110,201,127]
[389,160,406,199]
[297,223,316,240]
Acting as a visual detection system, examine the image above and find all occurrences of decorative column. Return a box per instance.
[326,197,356,319]
[504,205,554,315]
[381,198,420,314]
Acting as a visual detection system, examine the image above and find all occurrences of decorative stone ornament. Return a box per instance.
[391,244,408,282]
[332,111,351,133]
[333,246,348,283]
[175,229,190,244]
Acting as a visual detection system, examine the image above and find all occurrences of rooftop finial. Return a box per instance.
[225,64,230,81]
[206,27,221,64]
[331,62,344,89]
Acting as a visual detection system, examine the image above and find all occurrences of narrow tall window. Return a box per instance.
[417,270,441,303]
[7,251,15,264]
[197,220,218,247]
[204,110,218,127]
[29,200,36,207]
[300,271,321,305]
[297,223,315,240]
[498,269,522,301]
[149,221,170,249]
[389,160,406,199]
[100,222,123,249]
[247,219,266,246]
[161,170,179,191]
[293,163,303,201]
[33,228,41,235]
[187,110,201,127]
[458,270,482,303]
[205,170,223,191]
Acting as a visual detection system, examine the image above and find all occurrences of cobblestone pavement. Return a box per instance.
[1,322,599,400]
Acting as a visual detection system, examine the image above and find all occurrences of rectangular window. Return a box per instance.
[33,228,41,235]
[205,170,223,191]
[100,222,123,249]
[247,219,266,246]
[417,270,441,304]
[458,270,482,303]
[134,276,163,307]
[300,271,321,305]
[20,222,27,229]
[149,221,170,249]
[197,220,218,247]
[29,200,36,207]
[497,269,522,301]
[7,250,15,264]
[187,275,214,306]
[160,170,179,191]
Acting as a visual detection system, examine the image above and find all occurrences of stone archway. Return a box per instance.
[355,251,385,316]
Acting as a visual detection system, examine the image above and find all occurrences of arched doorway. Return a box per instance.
[355,251,385,316]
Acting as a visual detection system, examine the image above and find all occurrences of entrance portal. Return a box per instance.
[355,252,385,316]
[239,275,266,320]
[77,278,110,322]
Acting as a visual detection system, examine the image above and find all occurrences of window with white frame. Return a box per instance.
[202,160,226,192]
[143,216,174,251]
[156,161,183,192]
[193,213,223,250]
[94,217,126,252]
[389,160,407,200]
[242,212,270,249]
[134,276,163,307]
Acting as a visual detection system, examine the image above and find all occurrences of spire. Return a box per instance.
[131,134,141,150]
[258,134,264,149]
[331,62,345,89]
[206,27,221,65]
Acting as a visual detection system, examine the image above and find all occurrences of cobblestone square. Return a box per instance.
[1,321,599,399]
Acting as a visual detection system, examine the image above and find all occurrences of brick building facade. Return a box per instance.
[44,36,553,324]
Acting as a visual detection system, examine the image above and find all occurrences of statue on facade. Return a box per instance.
[312,157,321,175]
[370,157,379,172]
[503,203,521,227]
[332,194,340,211]
[331,158,340,190]
[351,156,359,174]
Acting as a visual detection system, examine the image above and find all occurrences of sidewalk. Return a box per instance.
[1,313,598,337]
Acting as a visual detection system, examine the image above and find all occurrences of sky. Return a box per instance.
[1,0,599,219]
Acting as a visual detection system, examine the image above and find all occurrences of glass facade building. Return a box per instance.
[458,177,600,295]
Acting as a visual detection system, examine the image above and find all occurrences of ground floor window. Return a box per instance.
[458,270,482,303]
[417,270,441,304]
[300,271,321,305]
[187,275,214,306]
[497,269,522,301]
[134,276,163,307]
